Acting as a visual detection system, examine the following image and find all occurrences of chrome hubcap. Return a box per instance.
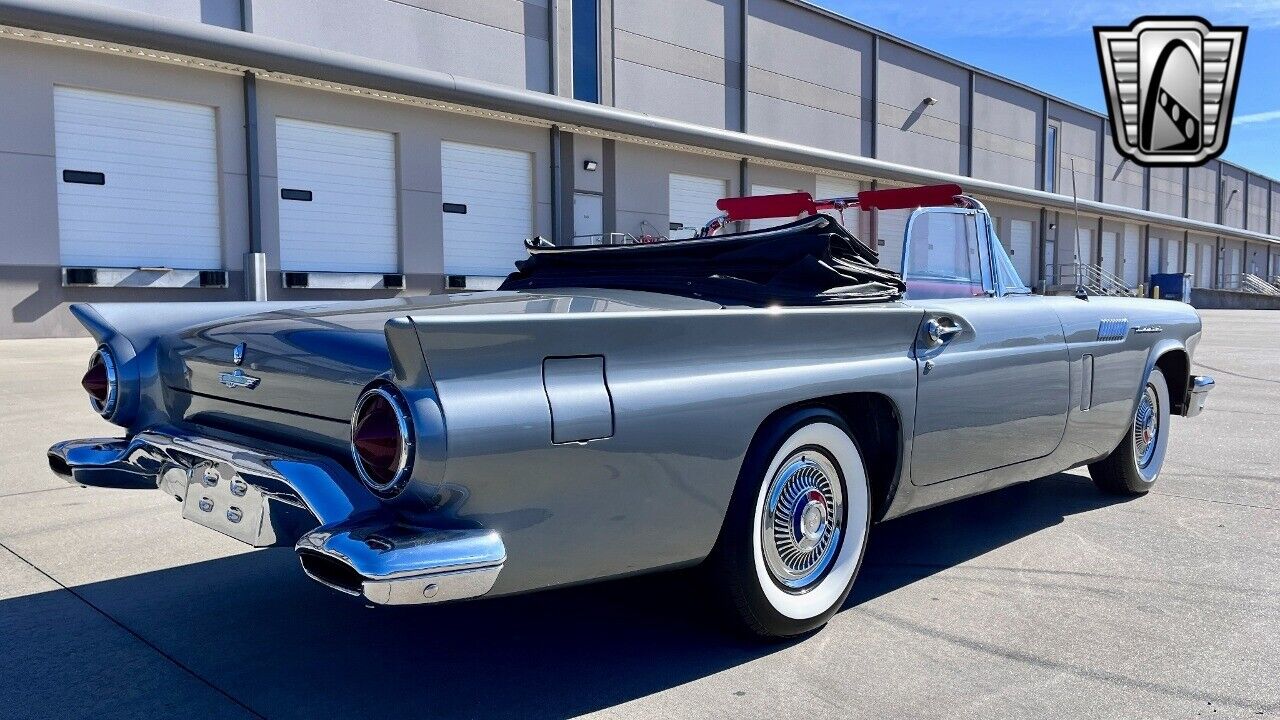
[1132,384,1160,469]
[761,450,843,590]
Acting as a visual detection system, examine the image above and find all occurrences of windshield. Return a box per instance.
[988,223,1032,294]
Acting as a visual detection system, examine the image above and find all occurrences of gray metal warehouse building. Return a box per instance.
[1,0,1278,338]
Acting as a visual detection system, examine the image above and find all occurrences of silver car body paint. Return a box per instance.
[59,280,1204,598]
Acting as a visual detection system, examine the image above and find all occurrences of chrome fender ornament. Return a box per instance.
[232,342,246,366]
[218,369,261,389]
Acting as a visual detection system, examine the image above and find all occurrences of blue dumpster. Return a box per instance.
[1150,273,1191,302]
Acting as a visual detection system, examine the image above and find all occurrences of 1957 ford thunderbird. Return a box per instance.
[49,183,1214,637]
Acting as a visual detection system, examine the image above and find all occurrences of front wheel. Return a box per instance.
[707,409,872,637]
[1089,367,1171,495]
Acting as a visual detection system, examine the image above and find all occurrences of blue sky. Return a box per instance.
[815,0,1280,178]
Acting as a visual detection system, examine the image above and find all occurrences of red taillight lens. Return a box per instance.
[82,347,118,417]
[351,386,414,495]
[82,356,110,403]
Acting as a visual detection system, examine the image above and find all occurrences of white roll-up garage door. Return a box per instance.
[1101,231,1118,279]
[1008,219,1034,285]
[54,87,221,268]
[875,209,909,273]
[1199,244,1214,287]
[1122,224,1140,287]
[442,141,534,277]
[669,173,727,240]
[816,176,862,239]
[276,118,397,273]
[1075,228,1094,267]
[1164,238,1180,273]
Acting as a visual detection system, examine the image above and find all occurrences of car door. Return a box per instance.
[900,207,1070,486]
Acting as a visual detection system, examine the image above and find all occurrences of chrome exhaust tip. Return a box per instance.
[296,521,505,606]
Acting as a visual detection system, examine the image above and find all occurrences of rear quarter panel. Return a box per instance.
[405,305,925,595]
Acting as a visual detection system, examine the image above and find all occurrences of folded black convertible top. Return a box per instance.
[499,214,906,306]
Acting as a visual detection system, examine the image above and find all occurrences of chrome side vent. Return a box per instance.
[1097,318,1129,341]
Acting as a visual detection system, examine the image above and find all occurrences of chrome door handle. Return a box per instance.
[925,318,961,346]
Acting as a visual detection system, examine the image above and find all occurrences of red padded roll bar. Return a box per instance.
[715,192,818,221]
[854,183,964,211]
[712,183,963,224]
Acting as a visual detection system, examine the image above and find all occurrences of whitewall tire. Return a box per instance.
[708,408,872,637]
[1089,367,1171,494]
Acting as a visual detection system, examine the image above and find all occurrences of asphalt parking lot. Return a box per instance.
[0,309,1276,719]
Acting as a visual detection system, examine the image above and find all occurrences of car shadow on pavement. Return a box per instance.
[0,473,1128,720]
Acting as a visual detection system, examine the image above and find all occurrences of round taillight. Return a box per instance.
[82,346,118,418]
[350,385,415,496]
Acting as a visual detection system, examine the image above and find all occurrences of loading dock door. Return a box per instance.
[1123,225,1140,287]
[1009,219,1034,285]
[875,208,908,273]
[1165,238,1180,273]
[1101,231,1118,279]
[442,141,534,276]
[1198,245,1213,287]
[669,174,727,240]
[53,87,221,268]
[276,118,398,272]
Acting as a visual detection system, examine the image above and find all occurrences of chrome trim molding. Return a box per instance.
[87,346,119,418]
[1184,374,1215,417]
[350,385,416,497]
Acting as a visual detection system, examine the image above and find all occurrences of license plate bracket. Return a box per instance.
[180,461,274,547]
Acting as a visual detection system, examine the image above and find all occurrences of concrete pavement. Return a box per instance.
[0,310,1276,719]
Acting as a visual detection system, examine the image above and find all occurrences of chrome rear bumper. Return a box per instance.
[1183,374,1215,417]
[47,432,505,605]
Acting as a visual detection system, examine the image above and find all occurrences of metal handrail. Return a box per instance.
[1048,263,1136,297]
[1222,272,1280,296]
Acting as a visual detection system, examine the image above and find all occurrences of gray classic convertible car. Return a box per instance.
[50,183,1213,637]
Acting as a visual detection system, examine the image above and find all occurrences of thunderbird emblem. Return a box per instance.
[1095,16,1247,166]
[218,369,260,389]
[232,342,246,366]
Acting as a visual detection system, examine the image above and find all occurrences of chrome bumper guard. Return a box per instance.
[47,433,505,606]
[1184,375,1214,417]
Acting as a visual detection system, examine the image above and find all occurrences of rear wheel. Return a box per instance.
[1089,367,1170,495]
[708,409,872,637]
